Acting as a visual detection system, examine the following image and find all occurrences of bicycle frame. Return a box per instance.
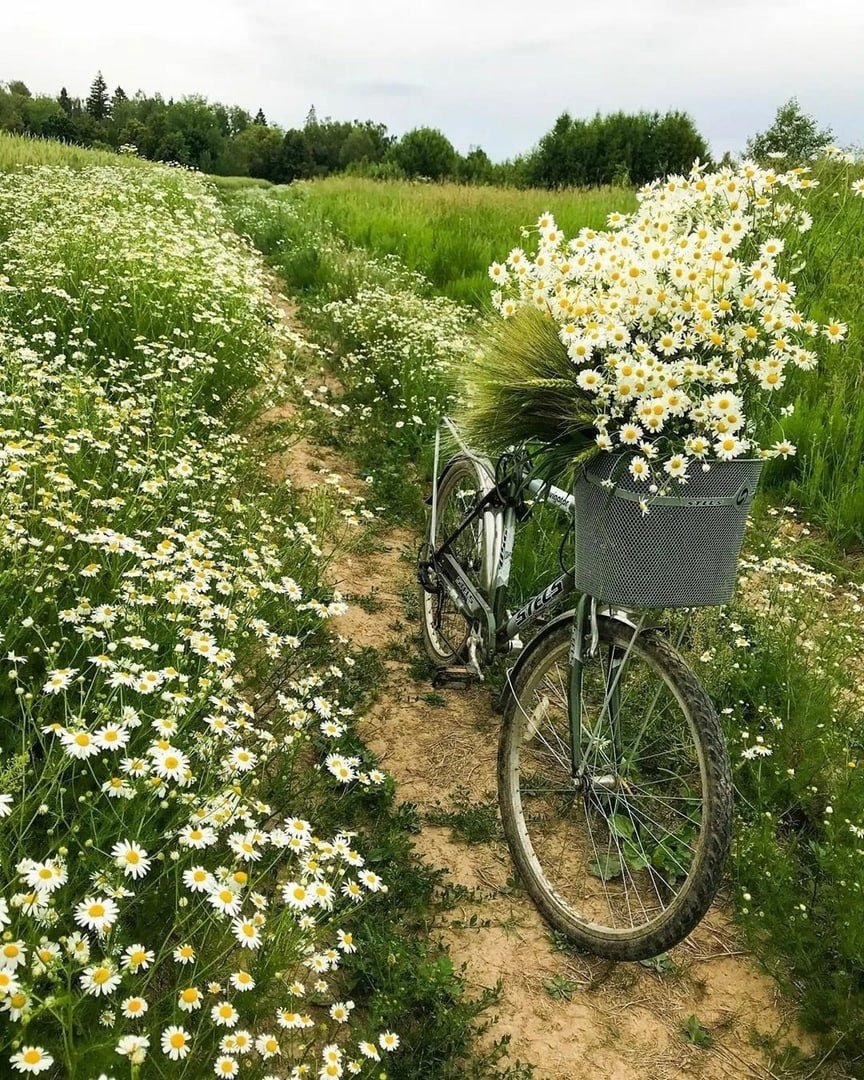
[421,421,646,783]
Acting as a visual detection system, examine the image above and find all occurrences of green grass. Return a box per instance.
[208,173,274,191]
[765,166,864,546]
[0,131,151,170]
[296,176,636,306]
[284,168,864,547]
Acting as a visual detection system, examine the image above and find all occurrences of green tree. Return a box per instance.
[254,108,267,125]
[154,129,188,164]
[58,87,72,113]
[113,86,127,106]
[393,127,458,180]
[457,145,493,184]
[338,121,390,168]
[227,106,251,135]
[528,109,708,187]
[86,72,110,120]
[7,80,30,98]
[231,124,284,180]
[745,98,834,162]
[279,129,313,182]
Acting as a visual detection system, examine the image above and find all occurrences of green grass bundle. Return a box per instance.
[458,306,598,476]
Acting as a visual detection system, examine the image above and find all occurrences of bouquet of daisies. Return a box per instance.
[463,160,845,488]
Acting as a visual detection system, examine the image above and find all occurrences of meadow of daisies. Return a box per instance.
[224,162,864,1066]
[1,129,864,1077]
[0,150,418,1079]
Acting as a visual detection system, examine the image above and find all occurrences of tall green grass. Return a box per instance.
[0,132,151,171]
[295,168,864,547]
[769,169,864,546]
[297,176,636,306]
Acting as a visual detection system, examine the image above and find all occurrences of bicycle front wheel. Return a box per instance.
[498,615,732,960]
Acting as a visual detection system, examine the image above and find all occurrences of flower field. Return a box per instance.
[1,130,863,1075]
[225,174,864,1068]
[0,149,411,1078]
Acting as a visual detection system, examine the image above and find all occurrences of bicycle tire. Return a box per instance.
[419,455,497,667]
[498,614,732,960]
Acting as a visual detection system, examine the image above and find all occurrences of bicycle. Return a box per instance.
[417,419,733,961]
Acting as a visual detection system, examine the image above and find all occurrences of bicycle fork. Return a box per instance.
[568,597,636,785]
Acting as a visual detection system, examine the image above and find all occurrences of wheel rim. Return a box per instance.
[507,631,710,939]
[422,466,488,662]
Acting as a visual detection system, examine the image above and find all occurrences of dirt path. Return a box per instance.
[266,299,815,1080]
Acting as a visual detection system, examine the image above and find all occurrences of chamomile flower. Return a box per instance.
[122,996,149,1019]
[116,1035,150,1063]
[229,970,255,992]
[232,917,262,949]
[255,1033,281,1059]
[161,1026,192,1060]
[121,944,154,972]
[81,962,121,997]
[111,840,151,879]
[178,986,203,1012]
[173,944,196,965]
[10,1046,53,1074]
[211,1001,239,1028]
[74,896,119,933]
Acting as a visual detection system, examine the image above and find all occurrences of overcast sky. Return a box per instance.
[3,0,862,160]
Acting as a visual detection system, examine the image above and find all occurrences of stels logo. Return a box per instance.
[513,578,566,627]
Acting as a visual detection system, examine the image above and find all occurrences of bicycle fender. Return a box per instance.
[493,608,579,714]
[493,606,663,714]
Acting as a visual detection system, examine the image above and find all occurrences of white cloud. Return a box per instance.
[2,0,861,158]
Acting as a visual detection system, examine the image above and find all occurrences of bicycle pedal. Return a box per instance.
[432,665,482,688]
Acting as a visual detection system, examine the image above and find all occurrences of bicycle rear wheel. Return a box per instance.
[419,455,497,666]
[498,614,732,960]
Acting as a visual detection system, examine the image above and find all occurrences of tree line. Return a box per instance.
[0,73,829,188]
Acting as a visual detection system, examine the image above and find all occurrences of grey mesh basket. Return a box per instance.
[573,453,763,609]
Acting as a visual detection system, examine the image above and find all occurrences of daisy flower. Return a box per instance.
[173,943,196,965]
[115,1035,150,1063]
[74,896,119,933]
[178,986,204,1012]
[111,840,151,879]
[211,1001,239,1028]
[358,1040,381,1061]
[380,1031,400,1051]
[122,996,149,1019]
[122,944,154,972]
[161,1026,192,1061]
[81,962,121,996]
[10,1046,53,1074]
[42,667,77,694]
[0,941,27,971]
[232,918,262,949]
